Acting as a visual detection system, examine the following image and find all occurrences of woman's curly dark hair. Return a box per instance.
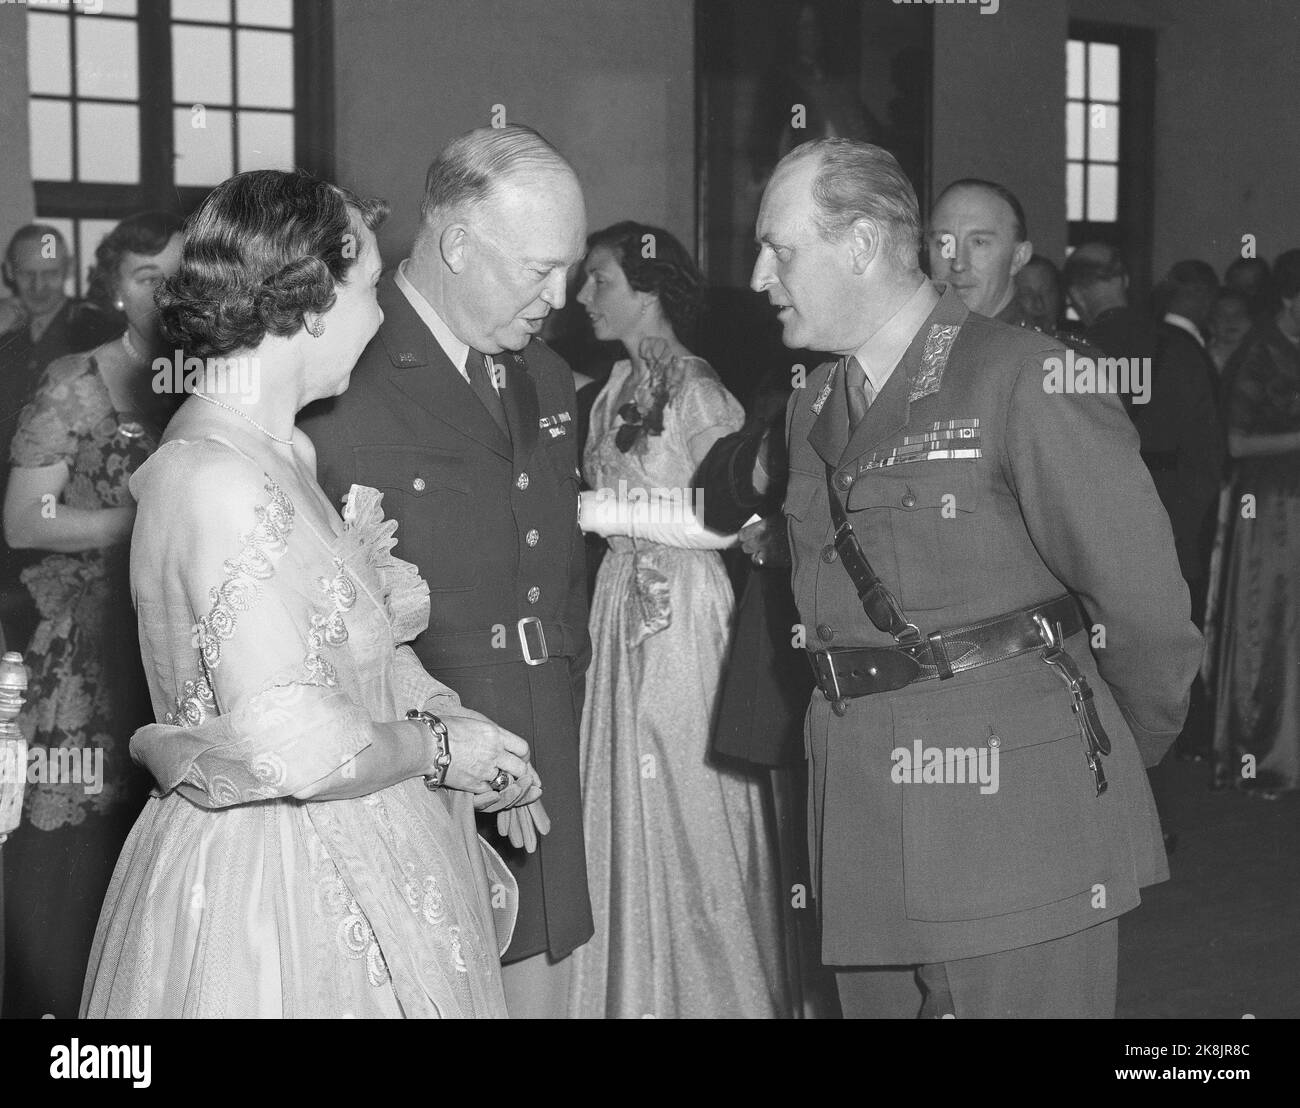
[158,169,389,358]
[585,221,706,342]
[86,210,185,313]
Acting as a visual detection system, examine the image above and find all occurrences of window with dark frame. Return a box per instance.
[1065,21,1156,304]
[25,0,332,298]
[1066,37,1120,227]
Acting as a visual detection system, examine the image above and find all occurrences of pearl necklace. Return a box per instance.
[191,389,295,446]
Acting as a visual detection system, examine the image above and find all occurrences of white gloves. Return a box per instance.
[578,489,738,550]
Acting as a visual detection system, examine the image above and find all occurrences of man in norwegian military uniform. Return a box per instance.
[753,139,1201,1017]
[301,125,592,1018]
[926,177,1106,361]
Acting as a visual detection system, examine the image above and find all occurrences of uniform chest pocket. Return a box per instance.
[843,463,982,615]
[353,445,477,592]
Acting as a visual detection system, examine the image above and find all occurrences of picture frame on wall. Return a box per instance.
[695,0,933,290]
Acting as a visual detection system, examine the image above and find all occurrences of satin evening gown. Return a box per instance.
[1210,322,1300,793]
[568,356,790,1018]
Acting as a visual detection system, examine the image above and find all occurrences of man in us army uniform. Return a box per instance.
[301,125,592,1018]
[753,138,1201,1017]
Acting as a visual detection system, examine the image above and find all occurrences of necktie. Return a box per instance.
[845,355,874,431]
[466,348,511,441]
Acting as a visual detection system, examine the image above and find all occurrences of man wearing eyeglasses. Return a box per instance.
[301,125,593,1018]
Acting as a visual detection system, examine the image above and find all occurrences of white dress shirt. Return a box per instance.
[1163,311,1204,347]
[850,278,943,402]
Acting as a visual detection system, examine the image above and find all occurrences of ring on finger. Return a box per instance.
[489,768,511,792]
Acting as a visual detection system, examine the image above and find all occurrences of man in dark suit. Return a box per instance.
[1067,246,1225,761]
[755,139,1201,1017]
[300,125,592,1017]
[0,225,116,651]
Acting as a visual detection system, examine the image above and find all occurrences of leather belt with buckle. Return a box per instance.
[807,594,1084,714]
[420,618,580,670]
[517,616,548,666]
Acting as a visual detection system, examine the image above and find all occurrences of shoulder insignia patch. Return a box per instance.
[909,323,960,402]
[810,360,840,415]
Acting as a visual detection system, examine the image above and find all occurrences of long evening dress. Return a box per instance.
[2,352,155,1018]
[568,356,790,1018]
[1210,321,1300,792]
[81,436,515,1017]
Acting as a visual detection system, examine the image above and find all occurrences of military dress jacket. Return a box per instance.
[299,273,593,962]
[784,283,1202,965]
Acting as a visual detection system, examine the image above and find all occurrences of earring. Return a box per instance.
[114,300,125,312]
[306,317,326,338]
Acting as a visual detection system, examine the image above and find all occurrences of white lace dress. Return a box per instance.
[80,436,516,1018]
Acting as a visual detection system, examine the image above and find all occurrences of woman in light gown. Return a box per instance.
[567,222,789,1018]
[81,169,542,1018]
[1209,248,1300,798]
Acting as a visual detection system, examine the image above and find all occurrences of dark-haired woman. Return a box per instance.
[1,211,182,1018]
[567,223,789,1018]
[1209,248,1300,797]
[81,170,527,1018]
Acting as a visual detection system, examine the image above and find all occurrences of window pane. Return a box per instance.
[238,110,294,171]
[1067,162,1084,222]
[28,13,71,96]
[76,15,138,100]
[29,99,73,180]
[237,29,293,109]
[174,105,233,185]
[173,25,233,105]
[98,0,140,16]
[171,0,232,23]
[1088,103,1119,162]
[236,0,293,28]
[1089,42,1119,101]
[1066,101,1084,161]
[1087,164,1118,222]
[1066,40,1085,100]
[77,103,139,182]
[78,218,123,303]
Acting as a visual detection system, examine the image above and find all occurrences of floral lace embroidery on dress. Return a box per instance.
[166,478,294,725]
[312,838,391,988]
[305,557,356,686]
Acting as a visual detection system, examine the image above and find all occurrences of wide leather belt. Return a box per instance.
[807,594,1083,705]
[420,618,582,670]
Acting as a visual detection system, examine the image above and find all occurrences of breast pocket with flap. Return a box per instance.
[844,462,982,613]
[353,445,477,592]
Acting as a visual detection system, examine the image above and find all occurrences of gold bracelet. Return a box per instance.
[406,709,451,790]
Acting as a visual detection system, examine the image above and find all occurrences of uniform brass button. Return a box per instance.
[831,698,849,717]
[821,543,838,563]
[901,492,917,508]
[525,528,540,547]
[527,586,541,604]
[412,476,426,492]
[835,471,853,491]
[516,472,530,491]
[816,623,834,643]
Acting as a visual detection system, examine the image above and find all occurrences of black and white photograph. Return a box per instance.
[0,0,1296,1059]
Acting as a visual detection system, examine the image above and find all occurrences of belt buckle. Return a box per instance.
[517,616,549,666]
[813,650,850,715]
